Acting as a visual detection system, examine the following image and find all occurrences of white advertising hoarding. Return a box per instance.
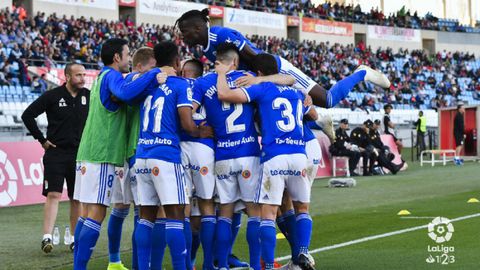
[225,7,285,30]
[368,25,421,43]
[139,0,208,17]
[38,0,116,10]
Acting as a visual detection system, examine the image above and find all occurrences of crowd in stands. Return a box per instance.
[0,6,479,110]
[201,0,480,33]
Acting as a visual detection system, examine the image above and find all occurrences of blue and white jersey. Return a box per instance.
[136,76,193,163]
[203,26,263,65]
[179,78,215,149]
[242,82,305,163]
[192,71,260,161]
[303,106,316,142]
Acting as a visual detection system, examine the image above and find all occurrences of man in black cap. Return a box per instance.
[383,104,403,153]
[369,120,403,174]
[350,120,376,176]
[329,119,361,176]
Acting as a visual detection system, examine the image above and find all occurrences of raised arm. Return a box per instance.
[235,73,295,87]
[109,68,161,102]
[215,62,249,104]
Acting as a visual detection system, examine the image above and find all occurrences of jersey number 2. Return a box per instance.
[222,102,245,134]
[143,96,165,133]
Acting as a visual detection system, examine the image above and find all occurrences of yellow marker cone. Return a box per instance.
[276,233,286,240]
[397,210,411,216]
[467,198,479,203]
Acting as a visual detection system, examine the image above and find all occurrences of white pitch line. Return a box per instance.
[399,216,438,219]
[275,212,480,262]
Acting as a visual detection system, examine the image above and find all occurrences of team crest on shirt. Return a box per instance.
[301,169,307,177]
[81,166,86,175]
[200,166,209,176]
[241,170,251,179]
[152,167,160,176]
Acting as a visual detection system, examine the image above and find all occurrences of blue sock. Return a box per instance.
[108,207,129,263]
[327,70,366,108]
[191,230,200,264]
[132,207,139,270]
[200,216,216,270]
[135,219,154,270]
[184,218,193,270]
[166,220,187,270]
[75,218,101,270]
[283,210,298,263]
[260,219,276,270]
[229,212,242,255]
[151,218,167,270]
[295,213,313,255]
[215,217,232,268]
[73,217,85,264]
[246,217,261,270]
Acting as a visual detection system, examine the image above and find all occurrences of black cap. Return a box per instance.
[374,119,381,125]
[364,120,373,128]
[340,119,349,124]
[384,104,393,110]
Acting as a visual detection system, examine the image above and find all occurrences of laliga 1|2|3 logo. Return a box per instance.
[425,217,455,265]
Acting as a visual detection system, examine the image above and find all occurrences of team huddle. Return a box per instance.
[71,9,391,270]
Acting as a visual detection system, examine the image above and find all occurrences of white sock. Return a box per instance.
[43,234,52,240]
[71,235,74,242]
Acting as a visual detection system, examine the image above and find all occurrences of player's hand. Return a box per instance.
[215,61,233,75]
[159,66,176,76]
[42,140,56,150]
[198,124,214,138]
[235,73,259,87]
[156,72,168,85]
[304,95,313,107]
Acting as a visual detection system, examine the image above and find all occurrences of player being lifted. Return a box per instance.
[134,41,213,270]
[176,9,391,110]
[191,43,295,270]
[214,52,315,270]
[73,38,164,270]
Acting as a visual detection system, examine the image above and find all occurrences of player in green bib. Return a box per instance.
[73,38,162,270]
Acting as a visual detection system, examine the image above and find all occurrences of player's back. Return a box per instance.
[192,71,260,161]
[244,82,305,163]
[204,26,263,63]
[136,76,192,163]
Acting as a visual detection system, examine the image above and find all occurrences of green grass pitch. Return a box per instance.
[0,154,479,270]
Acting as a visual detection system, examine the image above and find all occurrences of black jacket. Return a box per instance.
[350,127,370,148]
[22,84,90,150]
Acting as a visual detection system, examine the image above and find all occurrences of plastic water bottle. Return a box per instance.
[64,226,71,245]
[53,226,60,245]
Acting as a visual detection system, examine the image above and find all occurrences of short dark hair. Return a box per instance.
[183,59,204,78]
[216,42,239,63]
[384,104,393,110]
[252,54,278,76]
[175,8,209,28]
[101,38,128,66]
[154,41,178,67]
[64,63,83,77]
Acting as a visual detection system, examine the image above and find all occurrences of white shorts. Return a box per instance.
[135,158,189,206]
[279,57,317,94]
[181,142,215,200]
[111,162,137,205]
[306,139,322,182]
[73,162,82,201]
[76,161,116,206]
[255,154,310,205]
[215,156,261,204]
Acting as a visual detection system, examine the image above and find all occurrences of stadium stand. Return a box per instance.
[198,0,480,32]
[0,5,479,131]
